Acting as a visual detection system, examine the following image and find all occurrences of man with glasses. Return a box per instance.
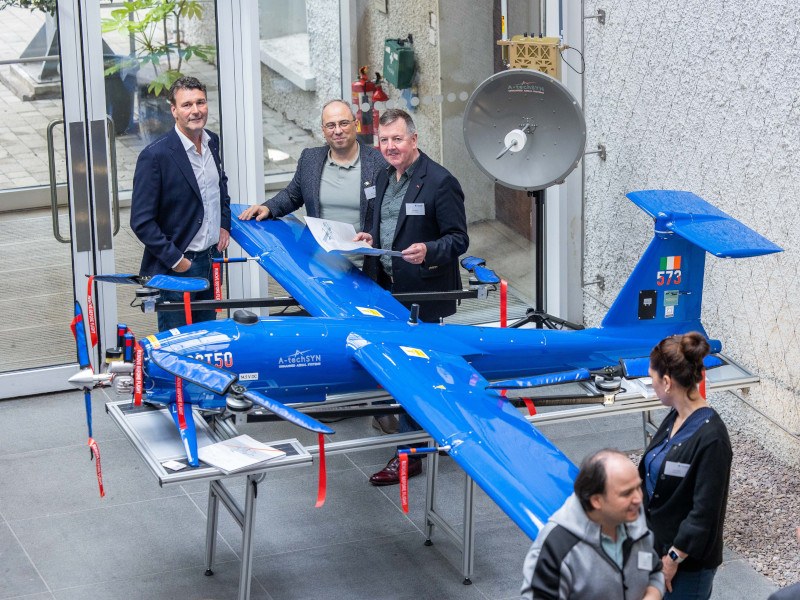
[240,99,395,434]
[239,100,387,238]
[130,76,231,332]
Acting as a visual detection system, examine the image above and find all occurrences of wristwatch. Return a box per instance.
[668,548,685,564]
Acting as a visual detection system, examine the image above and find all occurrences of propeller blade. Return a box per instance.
[460,255,486,270]
[70,301,92,370]
[242,389,334,434]
[147,274,209,292]
[150,350,237,395]
[84,389,93,438]
[169,403,199,467]
[93,273,208,292]
[621,354,725,379]
[487,368,591,390]
[474,264,500,284]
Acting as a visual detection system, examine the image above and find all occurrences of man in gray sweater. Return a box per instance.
[521,449,664,600]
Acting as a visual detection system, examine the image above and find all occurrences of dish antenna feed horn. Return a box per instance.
[463,69,587,329]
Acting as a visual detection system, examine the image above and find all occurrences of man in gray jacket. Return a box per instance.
[521,449,664,600]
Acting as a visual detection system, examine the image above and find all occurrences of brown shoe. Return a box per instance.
[371,414,399,434]
[369,455,422,486]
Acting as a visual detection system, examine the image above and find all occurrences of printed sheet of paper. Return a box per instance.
[305,216,402,257]
[198,434,286,474]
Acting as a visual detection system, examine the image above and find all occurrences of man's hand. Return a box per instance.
[217,228,230,252]
[353,232,373,246]
[173,257,192,273]
[402,242,427,265]
[642,585,662,600]
[661,554,679,593]
[238,205,270,221]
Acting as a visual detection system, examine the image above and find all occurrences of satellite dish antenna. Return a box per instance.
[463,69,586,191]
[463,69,586,329]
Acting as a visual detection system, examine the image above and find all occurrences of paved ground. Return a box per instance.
[0,390,781,599]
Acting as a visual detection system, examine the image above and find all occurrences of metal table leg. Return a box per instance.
[204,481,219,576]
[462,475,475,584]
[424,451,437,544]
[239,476,258,600]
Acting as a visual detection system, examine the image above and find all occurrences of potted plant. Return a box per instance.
[101,0,215,139]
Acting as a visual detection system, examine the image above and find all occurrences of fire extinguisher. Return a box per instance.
[371,73,389,148]
[352,66,375,146]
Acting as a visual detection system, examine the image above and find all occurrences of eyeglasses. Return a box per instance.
[323,120,354,131]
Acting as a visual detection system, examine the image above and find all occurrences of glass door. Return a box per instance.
[0,0,221,399]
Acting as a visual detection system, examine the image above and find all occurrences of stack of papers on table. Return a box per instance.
[198,434,286,474]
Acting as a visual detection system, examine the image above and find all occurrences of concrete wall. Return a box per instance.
[355,0,442,162]
[582,0,800,439]
[259,0,342,141]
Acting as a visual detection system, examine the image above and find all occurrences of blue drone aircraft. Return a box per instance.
[69,190,781,540]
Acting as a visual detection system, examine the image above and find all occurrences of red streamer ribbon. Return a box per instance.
[88,437,105,498]
[500,279,508,328]
[133,343,144,406]
[522,397,537,416]
[175,377,187,430]
[183,291,192,325]
[314,433,327,508]
[699,368,707,399]
[212,262,222,313]
[399,454,409,513]
[86,276,98,347]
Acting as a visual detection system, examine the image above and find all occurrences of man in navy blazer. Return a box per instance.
[130,77,231,331]
[238,100,386,236]
[355,108,469,486]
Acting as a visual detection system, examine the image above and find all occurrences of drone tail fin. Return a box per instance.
[601,190,781,331]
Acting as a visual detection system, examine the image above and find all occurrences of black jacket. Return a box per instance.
[367,151,468,322]
[639,408,732,571]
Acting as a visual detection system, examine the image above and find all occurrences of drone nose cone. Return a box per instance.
[68,368,96,388]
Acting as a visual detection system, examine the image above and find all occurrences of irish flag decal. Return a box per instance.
[656,256,682,286]
[660,256,681,270]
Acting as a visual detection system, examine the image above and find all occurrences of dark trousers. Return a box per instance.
[157,245,220,332]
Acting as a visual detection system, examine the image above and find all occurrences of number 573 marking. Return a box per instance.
[656,270,682,286]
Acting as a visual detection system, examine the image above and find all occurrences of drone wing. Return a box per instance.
[347,334,577,539]
[230,204,409,320]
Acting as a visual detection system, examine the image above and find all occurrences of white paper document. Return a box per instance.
[198,434,286,474]
[304,216,403,257]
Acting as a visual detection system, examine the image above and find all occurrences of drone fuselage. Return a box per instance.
[137,315,668,409]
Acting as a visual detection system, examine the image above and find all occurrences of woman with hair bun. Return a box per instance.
[639,332,732,600]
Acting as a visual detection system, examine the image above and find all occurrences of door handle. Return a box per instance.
[47,118,69,243]
[107,116,120,235]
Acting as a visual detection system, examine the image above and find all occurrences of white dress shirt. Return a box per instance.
[175,125,221,252]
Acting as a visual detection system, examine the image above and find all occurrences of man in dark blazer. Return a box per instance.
[238,99,387,236]
[130,76,231,332]
[355,108,469,485]
[356,108,469,322]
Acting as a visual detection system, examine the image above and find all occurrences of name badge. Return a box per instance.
[638,551,653,571]
[364,185,376,200]
[664,461,690,477]
[406,202,425,216]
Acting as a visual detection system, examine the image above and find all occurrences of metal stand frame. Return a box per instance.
[204,475,261,600]
[423,452,476,584]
